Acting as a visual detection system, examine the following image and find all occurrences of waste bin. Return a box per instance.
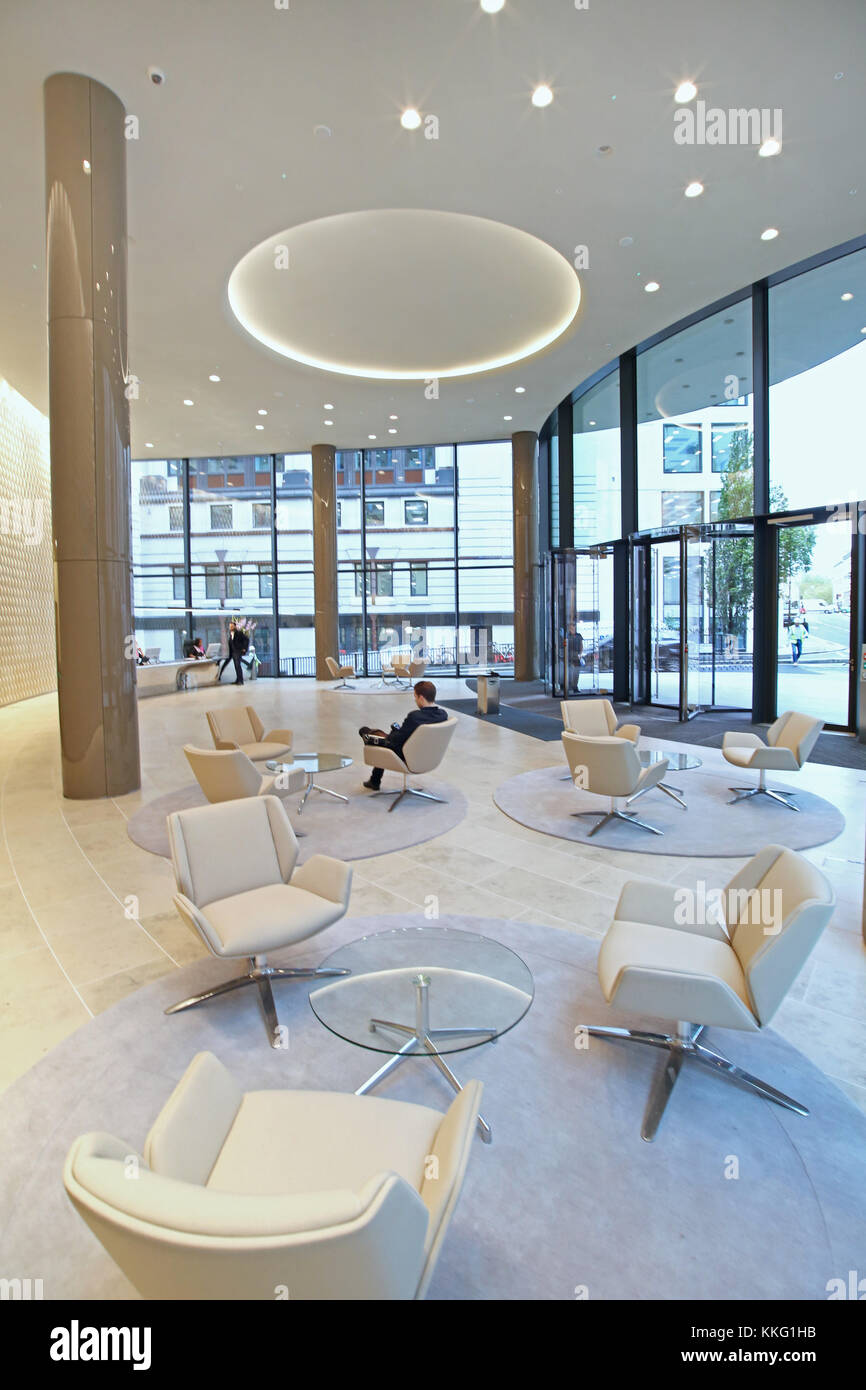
[476,671,500,716]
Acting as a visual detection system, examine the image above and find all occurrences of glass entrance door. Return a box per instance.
[772,517,853,727]
[544,547,610,697]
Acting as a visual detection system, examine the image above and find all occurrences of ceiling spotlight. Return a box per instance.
[503,414,513,421]
[644,281,660,293]
[841,292,854,301]
[368,434,377,440]
[183,399,194,406]
[480,0,505,10]
[675,81,697,103]
[82,159,91,174]
[531,84,554,108]
[145,442,153,449]
[257,408,268,415]
[324,420,334,426]
[324,403,334,410]
[684,181,704,198]
[758,137,781,157]
[255,424,264,430]
[860,327,866,335]
[588,420,596,426]
[619,235,634,247]
[209,374,221,382]
[401,108,422,130]
[515,386,526,393]
[388,428,397,434]
[389,414,399,420]
[761,227,779,240]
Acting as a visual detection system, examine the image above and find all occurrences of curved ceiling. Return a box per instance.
[0,0,864,456]
[228,209,580,378]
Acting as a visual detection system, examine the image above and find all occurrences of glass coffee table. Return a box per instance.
[309,925,534,1142]
[266,753,352,814]
[632,749,702,808]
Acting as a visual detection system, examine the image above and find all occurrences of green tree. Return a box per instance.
[713,431,817,642]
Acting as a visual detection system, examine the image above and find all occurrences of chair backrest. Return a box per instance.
[401,716,458,774]
[205,707,257,749]
[409,659,427,679]
[724,846,834,1026]
[561,698,616,737]
[767,711,824,767]
[184,744,264,803]
[325,656,340,678]
[63,1132,429,1301]
[561,730,641,797]
[168,795,299,907]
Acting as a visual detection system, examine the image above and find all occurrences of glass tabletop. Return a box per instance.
[309,925,534,1055]
[639,749,702,772]
[266,752,352,774]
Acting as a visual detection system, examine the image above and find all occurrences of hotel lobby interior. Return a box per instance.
[1,0,865,1328]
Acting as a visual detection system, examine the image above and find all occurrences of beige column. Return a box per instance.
[45,73,140,797]
[512,430,540,682]
[312,443,339,679]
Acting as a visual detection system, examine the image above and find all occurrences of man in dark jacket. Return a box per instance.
[360,680,448,790]
[219,621,249,685]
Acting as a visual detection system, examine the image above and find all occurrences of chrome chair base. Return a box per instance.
[728,784,800,810]
[165,959,350,1048]
[333,680,355,691]
[582,1021,808,1142]
[373,782,448,813]
[573,807,663,837]
[355,974,494,1141]
[628,780,687,810]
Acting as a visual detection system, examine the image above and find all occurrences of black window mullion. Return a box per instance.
[453,444,460,675]
[270,455,279,677]
[182,459,192,629]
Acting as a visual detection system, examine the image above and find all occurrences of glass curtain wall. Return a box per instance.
[276,453,314,675]
[456,441,514,669]
[131,457,187,659]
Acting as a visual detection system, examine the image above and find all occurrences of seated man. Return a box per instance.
[360,679,448,790]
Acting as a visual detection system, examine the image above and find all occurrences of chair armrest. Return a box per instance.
[417,1080,483,1296]
[614,879,680,929]
[364,745,406,772]
[634,757,668,793]
[173,893,222,957]
[616,723,641,743]
[292,854,353,909]
[144,1051,242,1183]
[213,739,240,751]
[264,728,293,746]
[722,731,765,750]
[748,747,800,772]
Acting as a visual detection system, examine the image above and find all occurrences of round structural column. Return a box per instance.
[45,73,140,797]
[512,430,540,681]
[311,443,339,679]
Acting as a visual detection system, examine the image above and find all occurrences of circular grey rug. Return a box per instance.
[0,913,863,1300]
[493,764,845,856]
[127,773,467,862]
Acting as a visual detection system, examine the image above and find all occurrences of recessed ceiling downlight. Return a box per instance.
[532,85,554,108]
[227,209,580,380]
[481,0,505,10]
[761,228,779,240]
[675,81,697,103]
[684,181,704,198]
[401,109,422,130]
[759,137,781,157]
[645,281,660,293]
[209,374,221,382]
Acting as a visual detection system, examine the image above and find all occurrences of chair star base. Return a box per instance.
[728,784,800,810]
[165,959,350,1048]
[373,779,448,813]
[581,1021,808,1142]
[573,807,664,837]
[354,973,493,1141]
[332,679,355,691]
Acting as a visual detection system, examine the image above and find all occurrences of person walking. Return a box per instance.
[359,680,448,790]
[789,618,807,664]
[218,621,248,684]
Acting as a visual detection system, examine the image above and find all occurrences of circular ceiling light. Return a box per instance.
[255,424,264,430]
[209,373,221,382]
[674,81,697,103]
[368,434,377,440]
[515,386,526,393]
[324,419,333,426]
[183,398,194,406]
[684,181,704,198]
[258,408,268,415]
[228,209,581,379]
[588,420,596,426]
[503,415,513,421]
[480,0,505,10]
[389,414,399,420]
[532,84,554,108]
[758,137,781,157]
[324,403,334,410]
[388,428,397,434]
[401,109,422,130]
[644,281,660,293]
[761,227,779,240]
[145,442,153,448]
[841,292,853,301]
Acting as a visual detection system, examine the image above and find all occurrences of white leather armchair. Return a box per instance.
[580,845,835,1140]
[363,717,458,811]
[64,1050,481,1299]
[324,656,356,689]
[206,706,293,762]
[561,698,640,743]
[561,730,669,837]
[722,710,823,810]
[185,745,305,804]
[166,796,352,1044]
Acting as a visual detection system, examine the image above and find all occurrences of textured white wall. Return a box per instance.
[0,378,55,707]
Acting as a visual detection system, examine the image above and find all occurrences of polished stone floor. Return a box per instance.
[1,678,864,1111]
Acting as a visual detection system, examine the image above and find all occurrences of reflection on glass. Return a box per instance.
[776,520,851,725]
[573,370,621,547]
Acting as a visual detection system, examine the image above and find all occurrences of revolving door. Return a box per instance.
[543,546,616,698]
